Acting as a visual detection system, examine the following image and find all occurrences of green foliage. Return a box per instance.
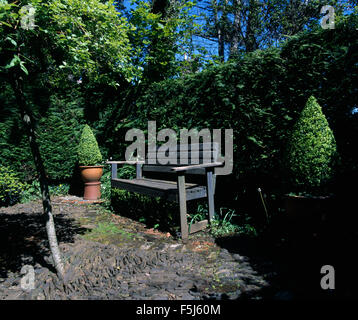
[126,0,202,82]
[114,15,357,209]
[117,165,136,180]
[0,91,84,181]
[21,180,70,203]
[210,208,240,237]
[0,1,356,228]
[111,188,177,231]
[89,222,122,235]
[129,48,288,185]
[100,168,112,201]
[99,164,136,209]
[21,180,42,203]
[38,101,83,179]
[111,187,257,238]
[0,165,25,206]
[1,0,137,183]
[0,0,138,84]
[191,204,257,238]
[82,220,136,242]
[285,96,338,195]
[0,114,35,181]
[77,124,103,166]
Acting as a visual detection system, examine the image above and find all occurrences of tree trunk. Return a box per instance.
[144,0,174,82]
[152,0,169,14]
[244,0,258,53]
[211,0,225,61]
[230,0,241,58]
[10,75,65,280]
[217,24,225,60]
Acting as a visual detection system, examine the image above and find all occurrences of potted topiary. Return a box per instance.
[77,124,103,200]
[284,96,338,235]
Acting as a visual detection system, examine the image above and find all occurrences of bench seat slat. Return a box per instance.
[142,165,206,175]
[149,142,218,151]
[111,178,207,202]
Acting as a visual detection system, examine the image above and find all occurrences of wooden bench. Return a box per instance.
[107,143,223,242]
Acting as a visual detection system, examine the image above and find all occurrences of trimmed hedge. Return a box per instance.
[0,14,357,217]
[104,16,358,224]
[126,47,288,182]
[0,91,84,181]
[112,15,358,196]
[77,124,103,166]
[285,96,338,195]
[38,101,84,179]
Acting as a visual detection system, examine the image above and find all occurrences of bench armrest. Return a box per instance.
[107,161,144,179]
[171,162,224,173]
[106,161,145,165]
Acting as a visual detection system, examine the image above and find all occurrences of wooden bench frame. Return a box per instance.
[107,144,223,242]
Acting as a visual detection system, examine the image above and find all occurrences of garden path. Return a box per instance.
[0,197,335,300]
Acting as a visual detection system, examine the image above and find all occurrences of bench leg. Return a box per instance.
[206,169,215,221]
[177,173,189,242]
[136,163,142,179]
[111,163,117,179]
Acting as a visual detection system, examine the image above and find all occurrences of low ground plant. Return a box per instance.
[190,204,257,238]
[21,180,70,203]
[0,165,25,206]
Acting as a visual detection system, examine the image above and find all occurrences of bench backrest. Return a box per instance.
[142,142,219,183]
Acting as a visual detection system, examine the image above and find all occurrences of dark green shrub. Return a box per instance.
[0,165,25,206]
[0,93,83,181]
[37,100,83,180]
[77,125,103,166]
[111,188,178,232]
[0,116,35,181]
[285,96,338,195]
[100,169,112,201]
[111,16,357,224]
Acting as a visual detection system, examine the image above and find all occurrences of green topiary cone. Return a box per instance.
[77,125,103,166]
[285,96,338,196]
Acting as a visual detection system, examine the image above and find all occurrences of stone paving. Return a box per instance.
[0,197,280,300]
[2,196,351,300]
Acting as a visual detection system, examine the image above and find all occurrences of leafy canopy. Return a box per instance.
[126,0,202,82]
[0,0,139,86]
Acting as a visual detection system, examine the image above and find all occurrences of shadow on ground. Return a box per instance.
[215,227,358,300]
[0,212,88,278]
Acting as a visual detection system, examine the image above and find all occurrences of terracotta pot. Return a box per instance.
[79,166,103,200]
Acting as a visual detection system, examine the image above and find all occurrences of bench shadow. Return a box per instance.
[0,212,88,278]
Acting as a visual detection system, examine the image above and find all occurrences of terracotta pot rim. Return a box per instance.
[79,165,104,169]
[83,181,101,185]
